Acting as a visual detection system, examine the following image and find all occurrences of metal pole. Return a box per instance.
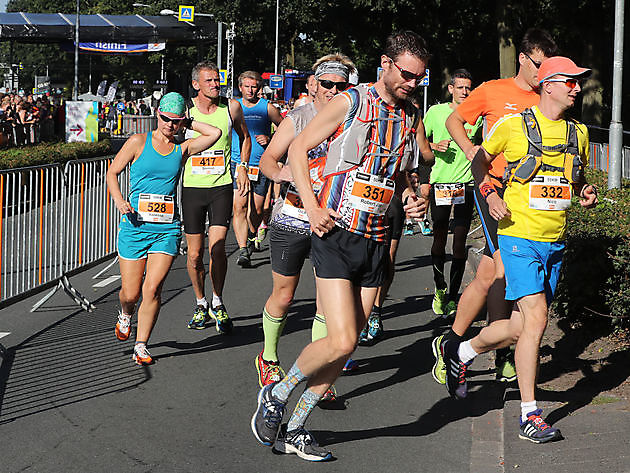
[226,23,235,99]
[161,53,165,92]
[608,0,624,189]
[423,86,428,116]
[217,22,222,70]
[274,0,279,74]
[88,55,92,94]
[73,0,79,100]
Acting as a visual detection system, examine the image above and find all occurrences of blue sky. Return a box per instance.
[1,0,7,12]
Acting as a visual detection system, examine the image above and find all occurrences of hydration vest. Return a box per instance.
[503,108,584,185]
[321,83,419,179]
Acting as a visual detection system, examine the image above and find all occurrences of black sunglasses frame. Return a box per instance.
[318,79,348,91]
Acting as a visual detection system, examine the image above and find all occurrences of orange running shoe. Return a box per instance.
[132,343,153,365]
[115,311,131,341]
[255,351,285,387]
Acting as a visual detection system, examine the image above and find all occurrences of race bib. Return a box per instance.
[348,171,395,215]
[248,166,260,182]
[434,183,465,206]
[281,186,308,221]
[190,149,225,175]
[137,193,174,223]
[529,175,571,211]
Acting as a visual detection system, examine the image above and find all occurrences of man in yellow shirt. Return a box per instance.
[441,57,598,443]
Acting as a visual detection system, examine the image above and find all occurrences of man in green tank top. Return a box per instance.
[182,61,252,333]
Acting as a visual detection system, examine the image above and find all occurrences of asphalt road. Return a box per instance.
[0,227,627,473]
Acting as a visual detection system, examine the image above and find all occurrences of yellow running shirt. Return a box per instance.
[482,106,589,242]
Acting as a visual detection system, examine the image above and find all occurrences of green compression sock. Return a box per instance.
[261,307,287,362]
[311,313,327,342]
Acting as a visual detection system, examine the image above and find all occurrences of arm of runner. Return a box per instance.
[230,99,252,197]
[416,119,435,166]
[399,172,428,221]
[471,146,510,221]
[181,120,222,158]
[255,103,285,147]
[446,109,475,160]
[260,117,296,183]
[106,133,143,215]
[288,94,348,237]
[431,139,451,152]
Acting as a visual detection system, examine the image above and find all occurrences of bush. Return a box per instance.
[552,168,630,329]
[0,140,113,170]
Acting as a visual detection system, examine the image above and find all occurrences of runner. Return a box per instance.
[231,71,284,268]
[255,53,357,398]
[107,92,221,364]
[443,56,596,443]
[433,28,558,384]
[424,69,482,323]
[251,31,431,461]
[182,61,251,334]
[293,73,316,108]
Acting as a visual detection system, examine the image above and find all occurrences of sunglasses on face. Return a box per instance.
[318,79,348,90]
[159,113,185,123]
[523,52,542,69]
[388,58,425,82]
[546,78,581,89]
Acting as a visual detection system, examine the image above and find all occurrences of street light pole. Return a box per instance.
[73,0,79,100]
[274,0,279,74]
[217,22,222,69]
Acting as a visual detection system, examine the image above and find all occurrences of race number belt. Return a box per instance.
[190,149,225,175]
[248,165,260,182]
[348,171,395,215]
[434,182,465,206]
[281,185,308,221]
[529,175,571,211]
[137,193,175,223]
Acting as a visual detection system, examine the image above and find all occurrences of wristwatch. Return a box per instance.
[237,161,249,170]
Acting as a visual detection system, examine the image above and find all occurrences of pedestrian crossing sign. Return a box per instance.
[219,70,227,86]
[178,5,194,22]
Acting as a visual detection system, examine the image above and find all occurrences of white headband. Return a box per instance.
[314,61,349,80]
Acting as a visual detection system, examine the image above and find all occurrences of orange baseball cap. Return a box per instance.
[538,56,591,84]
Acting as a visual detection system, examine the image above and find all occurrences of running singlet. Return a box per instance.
[317,85,418,242]
[423,102,481,184]
[183,101,233,188]
[121,132,182,233]
[483,106,589,242]
[271,102,325,234]
[457,78,539,179]
[231,98,271,167]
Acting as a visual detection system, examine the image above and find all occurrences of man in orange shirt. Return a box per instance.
[432,28,558,389]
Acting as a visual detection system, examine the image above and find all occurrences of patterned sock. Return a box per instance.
[286,389,322,432]
[271,362,306,403]
[311,313,327,342]
[261,307,287,362]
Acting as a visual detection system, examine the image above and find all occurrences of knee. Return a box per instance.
[272,286,294,310]
[142,282,162,303]
[120,287,141,305]
[187,248,203,267]
[329,331,357,361]
[209,241,226,260]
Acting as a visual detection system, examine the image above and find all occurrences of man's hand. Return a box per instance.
[432,139,451,153]
[403,193,428,221]
[579,184,598,209]
[255,135,270,147]
[486,192,510,221]
[307,207,340,237]
[236,166,250,197]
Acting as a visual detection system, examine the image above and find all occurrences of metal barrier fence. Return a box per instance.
[0,155,129,312]
[119,115,156,137]
[589,141,630,179]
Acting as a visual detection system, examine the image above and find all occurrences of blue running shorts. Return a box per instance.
[117,225,182,260]
[498,235,565,304]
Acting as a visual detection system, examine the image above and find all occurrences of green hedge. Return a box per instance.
[0,140,113,170]
[552,168,630,328]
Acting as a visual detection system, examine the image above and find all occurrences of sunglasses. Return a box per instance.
[318,79,348,90]
[523,52,542,69]
[388,58,425,82]
[159,113,185,123]
[545,78,581,89]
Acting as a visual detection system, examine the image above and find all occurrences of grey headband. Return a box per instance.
[314,61,349,80]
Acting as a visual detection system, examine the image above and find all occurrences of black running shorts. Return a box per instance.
[311,227,386,288]
[472,179,505,257]
[429,183,475,229]
[270,226,311,277]
[181,184,233,234]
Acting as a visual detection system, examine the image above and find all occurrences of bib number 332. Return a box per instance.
[529,175,571,211]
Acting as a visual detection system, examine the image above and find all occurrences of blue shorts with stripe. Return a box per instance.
[473,179,505,257]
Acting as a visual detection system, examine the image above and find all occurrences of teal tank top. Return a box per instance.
[231,98,270,166]
[120,132,182,233]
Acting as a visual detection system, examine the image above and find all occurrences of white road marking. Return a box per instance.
[0,332,10,339]
[92,275,121,288]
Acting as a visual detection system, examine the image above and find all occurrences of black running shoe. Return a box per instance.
[519,409,562,443]
[274,424,332,462]
[442,338,469,400]
[251,383,285,446]
[237,247,251,267]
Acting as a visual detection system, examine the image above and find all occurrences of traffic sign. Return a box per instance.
[178,5,194,22]
[377,67,383,81]
[116,102,125,111]
[269,74,283,89]
[219,69,227,86]
[420,68,430,87]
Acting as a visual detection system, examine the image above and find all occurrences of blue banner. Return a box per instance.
[78,42,165,54]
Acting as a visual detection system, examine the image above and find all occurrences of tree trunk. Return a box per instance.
[497,2,516,79]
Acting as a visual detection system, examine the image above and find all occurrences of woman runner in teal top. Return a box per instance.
[107,92,221,365]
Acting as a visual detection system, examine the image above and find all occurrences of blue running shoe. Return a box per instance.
[519,409,562,443]
[210,304,233,334]
[442,338,469,400]
[251,383,286,446]
[342,358,359,373]
[187,305,208,330]
[366,313,383,341]
[358,324,369,345]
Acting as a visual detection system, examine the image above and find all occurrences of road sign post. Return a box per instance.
[269,74,283,89]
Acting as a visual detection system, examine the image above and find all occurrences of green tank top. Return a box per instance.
[183,100,233,188]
